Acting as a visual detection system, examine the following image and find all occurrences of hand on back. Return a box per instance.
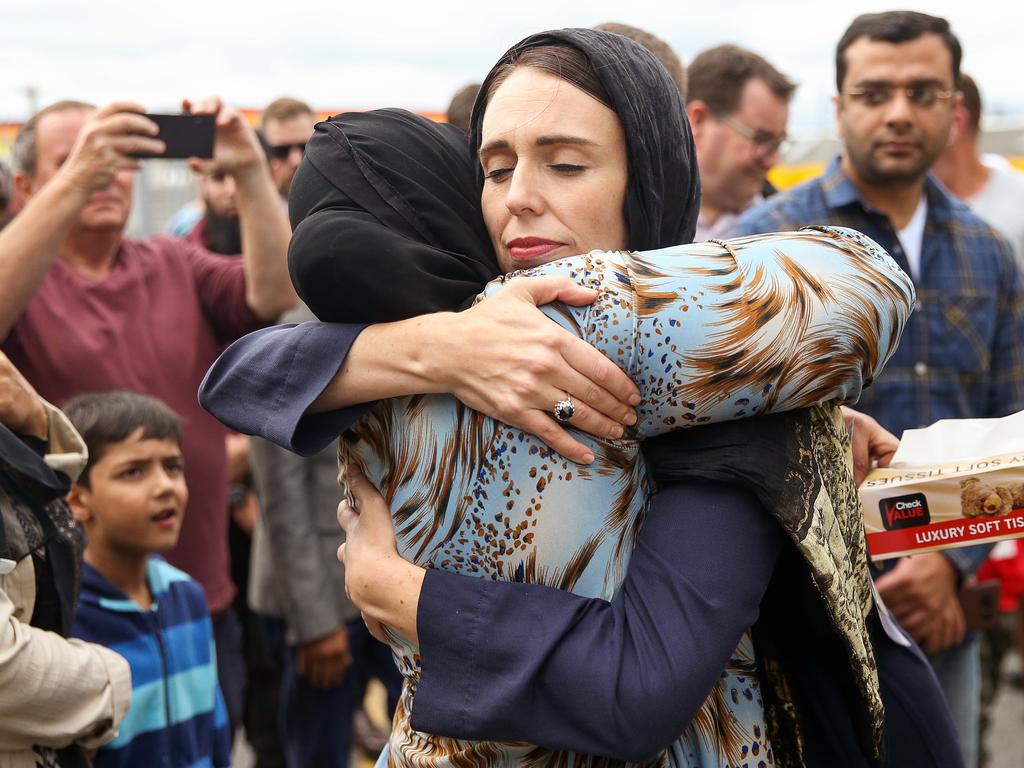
[428,275,640,464]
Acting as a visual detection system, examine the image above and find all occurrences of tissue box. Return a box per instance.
[860,452,1024,561]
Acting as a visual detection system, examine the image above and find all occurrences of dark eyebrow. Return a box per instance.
[854,77,948,88]
[535,135,597,148]
[479,135,597,156]
[478,138,509,156]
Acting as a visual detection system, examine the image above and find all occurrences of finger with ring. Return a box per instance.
[553,395,575,423]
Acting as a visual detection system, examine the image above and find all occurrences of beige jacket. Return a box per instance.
[0,404,131,768]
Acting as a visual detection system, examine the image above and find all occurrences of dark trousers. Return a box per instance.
[212,607,246,734]
[264,616,403,768]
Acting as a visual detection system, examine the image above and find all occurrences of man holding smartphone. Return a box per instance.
[0,96,297,741]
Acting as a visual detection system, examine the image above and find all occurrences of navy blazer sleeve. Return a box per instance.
[410,481,784,762]
[199,321,370,456]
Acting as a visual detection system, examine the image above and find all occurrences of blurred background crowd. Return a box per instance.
[1,4,1023,768]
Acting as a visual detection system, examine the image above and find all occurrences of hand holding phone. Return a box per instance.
[180,98,267,177]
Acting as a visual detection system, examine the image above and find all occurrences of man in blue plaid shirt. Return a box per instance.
[731,12,1024,768]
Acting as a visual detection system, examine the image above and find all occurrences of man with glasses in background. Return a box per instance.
[731,12,1024,767]
[685,44,795,241]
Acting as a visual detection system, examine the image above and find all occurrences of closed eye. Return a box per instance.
[550,164,585,174]
[485,167,514,182]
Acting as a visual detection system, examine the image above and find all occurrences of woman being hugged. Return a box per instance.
[312,29,916,768]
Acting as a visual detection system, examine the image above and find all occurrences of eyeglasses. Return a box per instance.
[714,113,789,158]
[844,84,956,109]
[269,142,306,160]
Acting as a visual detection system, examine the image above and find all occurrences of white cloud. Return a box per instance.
[4,0,1023,138]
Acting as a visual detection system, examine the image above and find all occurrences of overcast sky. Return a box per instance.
[4,0,1023,137]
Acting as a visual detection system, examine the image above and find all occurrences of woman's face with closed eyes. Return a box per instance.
[478,66,629,275]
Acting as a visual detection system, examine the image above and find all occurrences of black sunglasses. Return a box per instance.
[269,142,306,160]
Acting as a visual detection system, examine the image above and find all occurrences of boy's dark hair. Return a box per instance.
[836,11,962,91]
[687,44,795,116]
[63,390,182,487]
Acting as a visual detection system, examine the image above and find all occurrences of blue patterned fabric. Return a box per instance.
[731,157,1024,439]
[732,158,1024,581]
[72,557,231,768]
[346,227,915,767]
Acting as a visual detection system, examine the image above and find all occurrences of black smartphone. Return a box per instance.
[134,113,215,159]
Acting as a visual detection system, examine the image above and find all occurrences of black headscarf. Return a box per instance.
[288,108,495,323]
[289,29,700,322]
[469,28,701,252]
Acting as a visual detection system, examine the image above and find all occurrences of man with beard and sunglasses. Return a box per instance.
[731,12,1024,768]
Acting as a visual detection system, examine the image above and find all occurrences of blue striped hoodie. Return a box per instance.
[72,557,231,768]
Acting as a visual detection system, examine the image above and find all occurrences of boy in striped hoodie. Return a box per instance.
[65,390,231,768]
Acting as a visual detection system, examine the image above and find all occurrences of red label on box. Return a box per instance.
[867,508,1024,557]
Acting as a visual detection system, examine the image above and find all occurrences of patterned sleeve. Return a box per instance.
[595,227,915,438]
[986,236,1024,418]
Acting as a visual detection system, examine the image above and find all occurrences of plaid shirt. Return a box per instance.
[732,157,1024,576]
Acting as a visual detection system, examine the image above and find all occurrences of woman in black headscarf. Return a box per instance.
[202,29,953,768]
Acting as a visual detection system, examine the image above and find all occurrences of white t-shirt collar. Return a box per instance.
[896,195,928,281]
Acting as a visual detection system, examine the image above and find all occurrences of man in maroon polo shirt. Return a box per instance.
[0,97,297,733]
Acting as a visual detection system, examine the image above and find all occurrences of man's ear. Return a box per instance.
[832,94,844,142]
[686,100,714,138]
[947,93,967,148]
[68,484,93,524]
[12,171,35,205]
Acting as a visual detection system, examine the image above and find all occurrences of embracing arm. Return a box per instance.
[339,474,783,761]
[201,276,641,461]
[200,321,369,456]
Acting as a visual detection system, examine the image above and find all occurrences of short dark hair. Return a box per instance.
[63,390,182,488]
[836,11,962,91]
[446,83,480,134]
[482,43,613,112]
[594,22,687,99]
[11,100,95,178]
[687,44,795,115]
[261,97,314,129]
[959,73,981,134]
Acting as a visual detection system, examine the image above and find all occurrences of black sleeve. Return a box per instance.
[199,321,370,456]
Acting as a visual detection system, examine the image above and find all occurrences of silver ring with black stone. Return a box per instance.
[553,396,575,423]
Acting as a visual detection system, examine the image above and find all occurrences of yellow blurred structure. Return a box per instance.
[769,157,1024,190]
